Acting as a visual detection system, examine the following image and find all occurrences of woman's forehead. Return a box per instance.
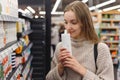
[64,10,77,20]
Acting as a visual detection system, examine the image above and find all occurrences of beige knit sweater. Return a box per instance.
[46,38,114,80]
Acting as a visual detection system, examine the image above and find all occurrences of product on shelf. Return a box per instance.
[15,45,23,54]
[0,0,18,17]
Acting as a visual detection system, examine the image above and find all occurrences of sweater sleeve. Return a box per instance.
[82,43,114,80]
[46,43,66,80]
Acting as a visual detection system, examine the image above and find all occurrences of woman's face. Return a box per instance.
[64,10,82,39]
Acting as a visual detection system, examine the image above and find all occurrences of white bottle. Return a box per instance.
[61,30,72,55]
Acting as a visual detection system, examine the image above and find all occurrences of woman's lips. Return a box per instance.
[69,31,75,34]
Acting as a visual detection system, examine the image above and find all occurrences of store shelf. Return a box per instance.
[100,10,120,80]
[102,19,120,21]
[21,55,33,80]
[17,30,33,38]
[30,18,46,80]
[6,55,33,80]
[22,30,33,37]
[100,27,118,29]
[110,48,118,50]
[102,19,111,22]
[7,64,23,80]
[0,15,18,22]
[0,41,21,57]
[22,55,33,72]
[16,42,33,56]
[100,33,120,36]
[26,68,33,80]
[103,41,119,43]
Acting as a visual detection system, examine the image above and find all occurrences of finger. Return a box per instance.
[62,60,73,67]
[60,47,71,53]
[61,50,70,54]
[59,54,70,61]
[59,51,70,59]
[62,54,73,60]
[60,56,70,62]
[60,48,67,51]
[59,53,72,62]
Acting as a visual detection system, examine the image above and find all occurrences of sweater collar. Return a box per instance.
[71,37,90,47]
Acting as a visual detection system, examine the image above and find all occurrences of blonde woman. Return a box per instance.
[46,1,114,80]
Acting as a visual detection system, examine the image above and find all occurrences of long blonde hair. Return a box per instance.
[64,1,99,43]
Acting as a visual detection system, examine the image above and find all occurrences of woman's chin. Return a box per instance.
[71,35,77,39]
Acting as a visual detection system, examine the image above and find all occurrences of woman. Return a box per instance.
[46,1,114,80]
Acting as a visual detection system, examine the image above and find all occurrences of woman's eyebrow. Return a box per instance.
[64,19,76,21]
[70,19,78,23]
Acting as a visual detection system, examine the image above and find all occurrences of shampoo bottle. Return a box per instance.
[61,30,72,55]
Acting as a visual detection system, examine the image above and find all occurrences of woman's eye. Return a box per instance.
[72,22,77,24]
[64,21,67,24]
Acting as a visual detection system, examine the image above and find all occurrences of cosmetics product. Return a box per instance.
[61,30,72,55]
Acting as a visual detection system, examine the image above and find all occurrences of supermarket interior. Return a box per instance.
[0,0,120,80]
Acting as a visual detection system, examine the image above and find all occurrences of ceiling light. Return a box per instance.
[89,0,116,11]
[52,0,88,13]
[27,6,35,14]
[52,0,61,13]
[96,0,116,8]
[39,11,64,15]
[82,0,88,3]
[35,15,39,18]
[118,9,120,12]
[51,11,64,15]
[103,5,120,11]
[89,6,96,11]
[39,11,46,14]
[24,9,31,14]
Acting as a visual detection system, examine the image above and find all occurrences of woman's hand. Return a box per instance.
[59,47,87,76]
[58,48,70,62]
[58,48,69,76]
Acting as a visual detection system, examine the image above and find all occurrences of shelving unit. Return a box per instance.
[0,1,33,79]
[30,18,46,80]
[17,30,33,39]
[99,11,120,80]
[21,55,33,80]
[16,13,33,80]
[99,10,120,65]
[0,1,21,79]
[7,64,23,80]
[26,68,33,80]
[0,15,19,22]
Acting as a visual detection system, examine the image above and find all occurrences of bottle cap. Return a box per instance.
[64,30,67,34]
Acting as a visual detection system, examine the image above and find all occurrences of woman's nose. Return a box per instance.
[66,23,72,29]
